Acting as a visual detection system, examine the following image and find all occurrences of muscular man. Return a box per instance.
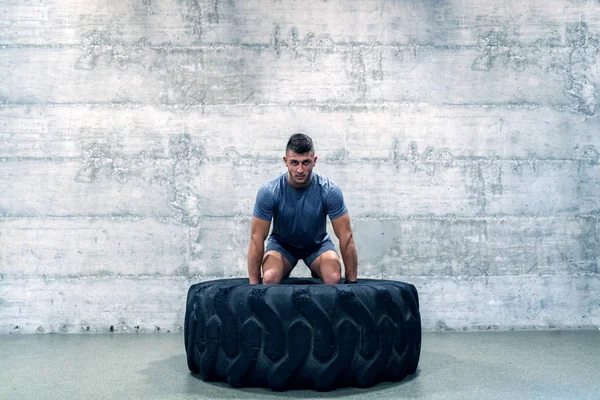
[247,133,358,285]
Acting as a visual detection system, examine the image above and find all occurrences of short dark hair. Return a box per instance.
[286,133,314,154]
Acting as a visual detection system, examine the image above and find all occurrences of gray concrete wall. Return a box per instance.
[1,0,599,334]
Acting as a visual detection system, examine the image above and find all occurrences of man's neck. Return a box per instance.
[287,173,313,190]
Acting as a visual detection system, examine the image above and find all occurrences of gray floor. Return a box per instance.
[0,331,599,400]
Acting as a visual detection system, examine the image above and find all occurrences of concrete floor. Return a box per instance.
[0,331,598,400]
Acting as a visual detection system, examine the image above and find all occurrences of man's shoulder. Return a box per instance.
[258,173,286,195]
[314,173,342,194]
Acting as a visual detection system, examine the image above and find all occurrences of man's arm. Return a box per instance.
[331,213,358,282]
[247,216,271,284]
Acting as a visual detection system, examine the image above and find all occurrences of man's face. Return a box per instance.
[284,151,317,186]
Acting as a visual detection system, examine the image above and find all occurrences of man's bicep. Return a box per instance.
[251,216,271,240]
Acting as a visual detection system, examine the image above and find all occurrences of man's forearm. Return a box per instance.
[247,237,264,284]
[340,235,358,281]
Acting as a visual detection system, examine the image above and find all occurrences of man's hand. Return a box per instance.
[247,217,271,284]
[331,213,358,282]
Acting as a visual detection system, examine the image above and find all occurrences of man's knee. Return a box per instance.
[316,251,342,284]
[262,268,282,285]
[262,251,289,285]
[322,269,341,284]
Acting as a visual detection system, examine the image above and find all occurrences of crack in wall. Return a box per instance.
[74,133,206,227]
[472,23,599,115]
[271,25,335,61]
[349,48,367,98]
[268,26,384,97]
[272,24,282,56]
[472,31,527,72]
[76,31,210,105]
[167,133,206,227]
[393,140,456,175]
[565,22,599,116]
[391,141,510,214]
[181,0,203,42]
[75,142,167,184]
[469,161,488,214]
[574,144,600,173]
[73,133,267,227]
[273,25,389,99]
[373,46,384,81]
[75,32,140,71]
[208,0,220,24]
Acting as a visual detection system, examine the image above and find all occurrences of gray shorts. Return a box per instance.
[265,237,337,269]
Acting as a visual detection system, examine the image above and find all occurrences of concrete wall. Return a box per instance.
[1,0,599,333]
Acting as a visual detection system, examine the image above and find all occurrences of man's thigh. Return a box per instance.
[262,250,294,280]
[305,240,340,275]
[302,240,339,270]
[263,239,297,281]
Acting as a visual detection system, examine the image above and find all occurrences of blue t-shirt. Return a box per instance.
[253,172,348,249]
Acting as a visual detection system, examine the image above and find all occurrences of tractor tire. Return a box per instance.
[184,277,421,391]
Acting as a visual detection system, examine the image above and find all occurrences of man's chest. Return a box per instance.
[276,191,325,220]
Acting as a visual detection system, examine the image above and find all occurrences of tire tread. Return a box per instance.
[185,278,421,391]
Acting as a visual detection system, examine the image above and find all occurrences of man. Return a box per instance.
[247,133,358,285]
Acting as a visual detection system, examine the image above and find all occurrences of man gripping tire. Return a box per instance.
[247,133,358,285]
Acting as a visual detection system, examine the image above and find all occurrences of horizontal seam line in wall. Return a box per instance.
[0,157,597,164]
[0,43,574,50]
[0,273,598,280]
[1,214,598,221]
[0,215,179,222]
[0,275,220,280]
[0,102,574,110]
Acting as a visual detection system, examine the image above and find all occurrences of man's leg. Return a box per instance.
[262,250,294,284]
[309,250,342,284]
[262,238,297,284]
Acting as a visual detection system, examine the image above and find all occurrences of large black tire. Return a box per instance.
[184,278,421,391]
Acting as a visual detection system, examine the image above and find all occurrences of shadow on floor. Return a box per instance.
[141,341,596,400]
[140,353,420,398]
[195,372,421,398]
